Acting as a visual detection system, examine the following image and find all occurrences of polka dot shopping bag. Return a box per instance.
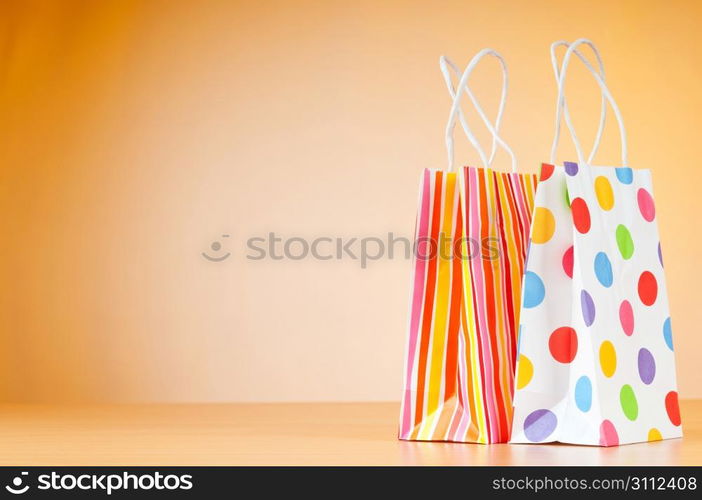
[510,39,682,446]
[399,50,537,443]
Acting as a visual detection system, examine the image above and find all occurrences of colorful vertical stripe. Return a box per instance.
[460,167,537,443]
[400,167,536,443]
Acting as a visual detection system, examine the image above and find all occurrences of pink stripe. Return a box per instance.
[446,403,461,441]
[501,173,519,375]
[466,167,498,439]
[400,169,432,437]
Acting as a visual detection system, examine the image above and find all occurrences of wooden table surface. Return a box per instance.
[0,401,699,465]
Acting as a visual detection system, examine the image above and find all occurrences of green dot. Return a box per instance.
[616,224,634,260]
[620,384,639,421]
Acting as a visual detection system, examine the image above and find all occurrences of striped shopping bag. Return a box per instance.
[399,49,537,443]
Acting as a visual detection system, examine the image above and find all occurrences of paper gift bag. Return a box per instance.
[400,49,536,443]
[511,39,682,446]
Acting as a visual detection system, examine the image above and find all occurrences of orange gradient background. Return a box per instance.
[1,0,701,402]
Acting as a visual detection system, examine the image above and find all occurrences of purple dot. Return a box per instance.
[581,290,596,327]
[564,161,579,176]
[638,348,656,385]
[524,409,557,442]
[658,242,664,268]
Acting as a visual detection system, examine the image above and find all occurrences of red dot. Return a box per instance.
[562,245,574,279]
[599,419,619,446]
[571,198,591,234]
[665,391,681,426]
[549,327,578,363]
[540,163,555,181]
[638,271,658,306]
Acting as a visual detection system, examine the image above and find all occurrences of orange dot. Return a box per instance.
[638,271,658,306]
[665,391,681,426]
[571,197,591,233]
[540,163,555,181]
[549,327,578,363]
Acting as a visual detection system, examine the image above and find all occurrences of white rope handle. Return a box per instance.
[440,57,503,170]
[550,38,628,167]
[550,40,607,165]
[441,49,518,172]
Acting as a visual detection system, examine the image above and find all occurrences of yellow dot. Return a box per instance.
[599,340,617,378]
[516,354,533,389]
[595,176,614,211]
[531,207,556,244]
[648,428,662,441]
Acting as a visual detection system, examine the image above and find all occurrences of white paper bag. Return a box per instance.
[510,39,682,446]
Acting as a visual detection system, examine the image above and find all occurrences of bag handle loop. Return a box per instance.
[441,49,517,173]
[550,40,607,165]
[550,38,628,167]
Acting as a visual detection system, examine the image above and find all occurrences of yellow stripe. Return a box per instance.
[458,167,488,443]
[493,174,515,421]
[419,172,456,440]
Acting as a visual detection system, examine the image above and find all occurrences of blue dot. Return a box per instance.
[523,271,545,308]
[517,324,523,355]
[564,161,579,176]
[663,317,673,350]
[574,376,592,412]
[615,167,633,184]
[594,252,613,288]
